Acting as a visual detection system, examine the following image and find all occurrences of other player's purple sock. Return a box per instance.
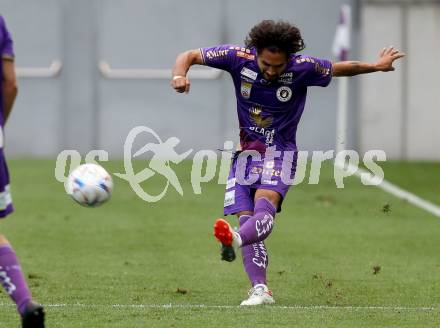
[238,197,276,247]
[239,215,268,286]
[0,245,32,316]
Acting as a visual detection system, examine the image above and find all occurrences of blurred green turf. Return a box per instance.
[0,159,439,327]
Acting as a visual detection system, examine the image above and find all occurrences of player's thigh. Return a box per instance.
[224,154,254,216]
[254,189,282,209]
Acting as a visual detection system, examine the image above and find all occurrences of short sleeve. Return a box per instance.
[200,44,239,72]
[0,16,14,60]
[295,56,332,87]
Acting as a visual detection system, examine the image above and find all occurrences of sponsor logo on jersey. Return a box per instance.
[276,86,292,102]
[249,105,273,128]
[206,49,229,59]
[248,127,275,146]
[314,62,331,76]
[226,178,236,190]
[241,76,255,84]
[278,78,293,85]
[296,57,316,64]
[230,46,251,54]
[240,81,253,99]
[248,105,275,145]
[240,67,258,81]
[224,190,235,206]
[250,166,281,178]
[280,72,293,78]
[237,51,255,60]
[278,72,293,84]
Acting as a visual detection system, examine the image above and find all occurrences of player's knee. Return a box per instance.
[0,235,10,246]
[236,211,253,219]
[254,190,281,209]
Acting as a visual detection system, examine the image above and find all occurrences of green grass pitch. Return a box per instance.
[0,159,439,327]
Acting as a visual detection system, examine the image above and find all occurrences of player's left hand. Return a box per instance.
[375,46,405,72]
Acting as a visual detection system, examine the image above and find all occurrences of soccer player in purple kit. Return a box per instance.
[0,15,45,326]
[171,20,404,305]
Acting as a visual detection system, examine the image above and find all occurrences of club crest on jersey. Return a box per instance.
[276,86,292,102]
[240,67,258,81]
[241,81,253,99]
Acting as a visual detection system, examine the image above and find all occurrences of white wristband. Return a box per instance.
[172,75,185,80]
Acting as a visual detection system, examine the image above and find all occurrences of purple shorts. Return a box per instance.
[0,152,13,219]
[223,151,297,216]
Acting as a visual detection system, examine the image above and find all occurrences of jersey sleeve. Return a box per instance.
[295,56,332,87]
[199,44,239,73]
[0,16,14,61]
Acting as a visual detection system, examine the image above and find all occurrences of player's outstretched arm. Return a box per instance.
[2,58,18,124]
[171,49,203,94]
[332,46,405,77]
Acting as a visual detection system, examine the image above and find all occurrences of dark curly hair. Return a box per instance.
[245,20,305,56]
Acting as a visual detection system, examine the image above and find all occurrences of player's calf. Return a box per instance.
[0,244,44,326]
[238,197,276,246]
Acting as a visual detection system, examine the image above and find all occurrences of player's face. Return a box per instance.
[257,49,288,80]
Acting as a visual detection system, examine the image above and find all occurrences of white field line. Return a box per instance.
[342,163,440,218]
[0,303,436,311]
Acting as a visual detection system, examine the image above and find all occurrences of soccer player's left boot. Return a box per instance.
[213,218,242,262]
[22,301,45,328]
[240,284,275,306]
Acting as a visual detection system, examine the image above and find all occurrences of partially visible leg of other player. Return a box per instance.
[0,235,45,327]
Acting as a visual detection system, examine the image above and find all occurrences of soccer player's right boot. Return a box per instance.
[22,301,45,328]
[240,284,275,306]
[213,218,241,262]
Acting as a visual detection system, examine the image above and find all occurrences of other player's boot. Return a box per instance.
[22,301,45,328]
[240,284,275,306]
[213,218,242,262]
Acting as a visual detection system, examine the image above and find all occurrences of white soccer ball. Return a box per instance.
[66,163,113,207]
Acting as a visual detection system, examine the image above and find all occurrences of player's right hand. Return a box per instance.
[171,76,190,94]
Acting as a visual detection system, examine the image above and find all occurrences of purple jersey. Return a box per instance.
[200,45,332,153]
[0,16,14,127]
[0,16,14,60]
[0,15,14,218]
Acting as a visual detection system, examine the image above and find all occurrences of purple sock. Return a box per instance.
[239,215,268,286]
[0,245,32,316]
[238,197,276,247]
